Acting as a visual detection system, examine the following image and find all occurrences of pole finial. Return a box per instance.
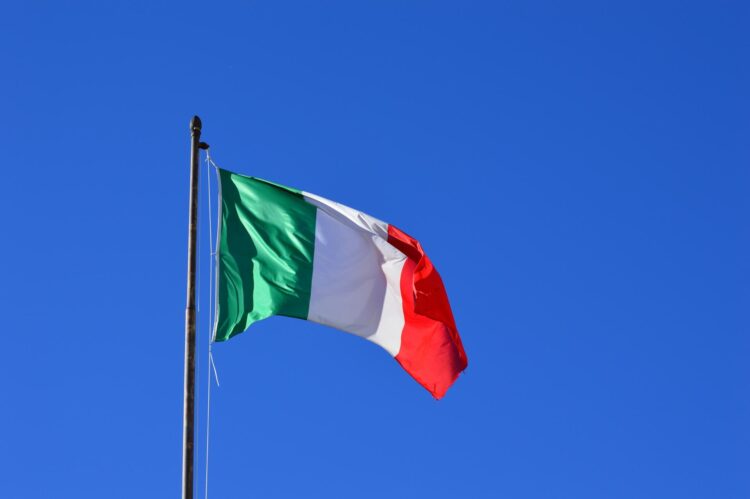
[190,115,202,134]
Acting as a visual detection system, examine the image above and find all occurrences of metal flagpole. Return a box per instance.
[183,115,209,499]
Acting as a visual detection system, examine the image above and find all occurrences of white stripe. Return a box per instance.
[303,192,406,357]
[303,191,390,239]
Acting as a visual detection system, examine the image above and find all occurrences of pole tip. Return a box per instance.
[190,115,202,132]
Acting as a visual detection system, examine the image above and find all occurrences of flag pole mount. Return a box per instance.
[183,115,209,499]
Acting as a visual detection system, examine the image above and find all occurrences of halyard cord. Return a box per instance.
[204,149,220,499]
[207,154,223,343]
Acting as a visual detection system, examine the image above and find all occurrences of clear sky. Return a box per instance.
[1,1,748,498]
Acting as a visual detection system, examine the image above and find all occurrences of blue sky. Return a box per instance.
[1,1,748,498]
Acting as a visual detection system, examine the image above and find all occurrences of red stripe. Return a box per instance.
[387,225,468,399]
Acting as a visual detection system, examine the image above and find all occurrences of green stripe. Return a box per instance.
[214,169,316,342]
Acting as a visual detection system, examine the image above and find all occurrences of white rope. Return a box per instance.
[206,156,222,173]
[206,154,222,344]
[206,149,215,341]
[210,351,220,386]
[203,148,220,499]
[205,150,220,380]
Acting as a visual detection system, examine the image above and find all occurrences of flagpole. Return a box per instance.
[183,115,208,499]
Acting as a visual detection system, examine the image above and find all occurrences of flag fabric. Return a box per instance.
[213,168,467,398]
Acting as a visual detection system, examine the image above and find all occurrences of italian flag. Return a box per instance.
[213,169,468,399]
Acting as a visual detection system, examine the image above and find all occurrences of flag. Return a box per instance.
[213,168,467,398]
